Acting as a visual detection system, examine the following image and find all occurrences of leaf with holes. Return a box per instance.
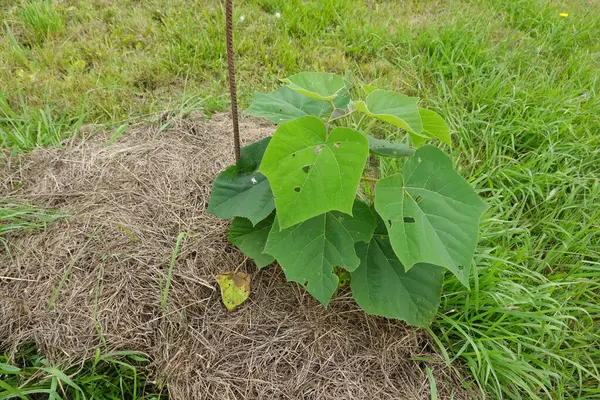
[208,137,274,225]
[351,222,444,327]
[352,89,423,142]
[283,72,348,102]
[412,108,452,147]
[374,145,487,287]
[244,86,331,124]
[209,71,487,328]
[264,200,377,305]
[229,213,275,268]
[367,135,415,158]
[259,116,369,229]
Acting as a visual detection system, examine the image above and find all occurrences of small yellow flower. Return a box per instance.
[559,12,569,17]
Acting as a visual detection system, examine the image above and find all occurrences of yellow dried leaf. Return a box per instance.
[215,272,251,312]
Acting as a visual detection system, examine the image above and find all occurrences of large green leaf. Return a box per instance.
[208,137,275,225]
[374,145,487,287]
[229,214,275,268]
[265,200,377,306]
[411,108,452,147]
[244,86,330,124]
[338,200,377,243]
[282,72,348,102]
[351,226,444,327]
[352,89,423,138]
[367,135,415,158]
[259,116,369,229]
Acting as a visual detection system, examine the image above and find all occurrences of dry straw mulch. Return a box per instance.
[0,113,467,399]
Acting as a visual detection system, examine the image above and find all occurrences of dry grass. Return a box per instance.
[0,114,466,399]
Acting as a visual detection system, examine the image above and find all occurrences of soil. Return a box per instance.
[0,113,467,399]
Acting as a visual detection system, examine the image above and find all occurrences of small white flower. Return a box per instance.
[251,177,257,184]
[275,12,281,19]
[239,15,245,22]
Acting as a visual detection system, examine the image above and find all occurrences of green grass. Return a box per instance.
[0,0,599,398]
[0,347,165,399]
[0,92,85,154]
[0,204,166,399]
[19,0,65,42]
[375,2,600,397]
[0,198,67,246]
[400,2,600,397]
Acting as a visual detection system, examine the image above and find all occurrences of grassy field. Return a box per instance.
[0,347,165,399]
[1,0,599,398]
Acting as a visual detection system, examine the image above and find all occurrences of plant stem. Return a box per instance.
[355,114,367,131]
[362,180,373,200]
[363,119,377,135]
[361,176,378,183]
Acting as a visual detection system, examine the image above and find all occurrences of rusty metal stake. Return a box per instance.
[225,0,241,163]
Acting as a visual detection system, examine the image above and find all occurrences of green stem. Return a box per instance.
[363,118,377,135]
[364,181,372,200]
[361,176,378,183]
[355,114,367,131]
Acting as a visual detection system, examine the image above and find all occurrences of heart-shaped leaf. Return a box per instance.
[208,138,275,226]
[265,200,377,306]
[367,135,415,158]
[283,72,348,102]
[352,89,423,138]
[361,83,378,95]
[351,225,444,327]
[244,86,331,124]
[229,213,275,268]
[374,145,487,287]
[339,199,378,243]
[413,108,452,147]
[259,116,369,229]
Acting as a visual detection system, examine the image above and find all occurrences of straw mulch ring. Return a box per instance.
[0,113,467,399]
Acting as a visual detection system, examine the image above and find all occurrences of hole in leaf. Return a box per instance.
[294,187,301,193]
[303,281,308,287]
[302,165,310,173]
[458,265,465,271]
[314,145,323,154]
[387,220,393,227]
[334,142,341,148]
[415,195,423,203]
[339,215,344,221]
[403,217,415,223]
[291,153,296,157]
